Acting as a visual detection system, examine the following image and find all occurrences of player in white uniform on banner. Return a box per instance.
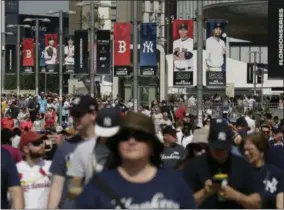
[173,24,194,71]
[64,36,75,72]
[206,22,226,72]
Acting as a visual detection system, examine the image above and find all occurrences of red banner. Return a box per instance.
[113,23,131,66]
[22,38,35,67]
[44,34,58,47]
[173,20,194,40]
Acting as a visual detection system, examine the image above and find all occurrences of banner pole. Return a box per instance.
[16,25,20,97]
[196,1,203,127]
[133,0,138,112]
[90,1,95,97]
[59,10,63,126]
[35,18,39,95]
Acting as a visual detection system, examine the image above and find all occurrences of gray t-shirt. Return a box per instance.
[67,137,110,185]
[161,144,185,167]
[49,134,83,209]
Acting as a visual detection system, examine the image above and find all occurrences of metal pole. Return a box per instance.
[45,72,47,92]
[59,11,63,125]
[165,17,170,101]
[90,1,95,97]
[35,18,39,95]
[253,52,257,96]
[1,36,5,91]
[196,1,203,127]
[16,26,20,96]
[260,68,264,108]
[133,0,138,112]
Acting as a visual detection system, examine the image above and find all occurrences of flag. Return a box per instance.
[74,30,89,74]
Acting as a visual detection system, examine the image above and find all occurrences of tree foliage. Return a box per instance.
[81,10,105,29]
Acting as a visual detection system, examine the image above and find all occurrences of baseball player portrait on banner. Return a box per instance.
[206,20,228,86]
[64,35,75,73]
[172,20,194,86]
[44,34,58,73]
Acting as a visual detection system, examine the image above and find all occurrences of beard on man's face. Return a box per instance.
[29,150,45,159]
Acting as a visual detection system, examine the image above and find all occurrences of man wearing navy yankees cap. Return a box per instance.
[67,107,121,201]
[183,119,262,209]
[206,22,226,72]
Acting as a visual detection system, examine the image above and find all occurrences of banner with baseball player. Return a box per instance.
[5,45,16,74]
[206,20,228,86]
[22,38,35,73]
[39,39,46,73]
[172,20,194,86]
[44,34,58,73]
[74,30,89,74]
[113,23,131,76]
[140,23,157,76]
[97,30,111,75]
[64,35,75,73]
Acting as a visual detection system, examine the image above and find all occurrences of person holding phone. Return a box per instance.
[183,119,262,209]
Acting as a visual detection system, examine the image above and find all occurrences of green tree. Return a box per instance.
[81,10,105,29]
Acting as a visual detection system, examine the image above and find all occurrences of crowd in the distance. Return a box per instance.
[1,93,284,209]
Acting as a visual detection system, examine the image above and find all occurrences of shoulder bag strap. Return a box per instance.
[92,174,126,209]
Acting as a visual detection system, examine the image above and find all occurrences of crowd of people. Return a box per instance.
[1,92,284,209]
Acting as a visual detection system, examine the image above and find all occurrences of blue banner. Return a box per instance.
[39,39,46,70]
[140,23,157,76]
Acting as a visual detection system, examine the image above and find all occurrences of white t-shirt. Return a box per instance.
[67,138,102,185]
[245,116,255,134]
[173,37,194,70]
[16,160,52,209]
[11,135,20,148]
[206,36,226,68]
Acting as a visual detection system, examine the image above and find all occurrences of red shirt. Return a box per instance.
[1,117,14,130]
[20,120,33,132]
[175,106,186,120]
[45,111,56,128]
[1,145,23,163]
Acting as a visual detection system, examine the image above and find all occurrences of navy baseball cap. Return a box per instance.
[213,22,223,30]
[70,95,98,117]
[208,119,233,149]
[95,107,121,138]
[178,24,188,30]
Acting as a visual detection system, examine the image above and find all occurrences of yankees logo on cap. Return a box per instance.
[95,107,121,138]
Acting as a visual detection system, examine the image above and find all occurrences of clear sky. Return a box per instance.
[19,0,69,16]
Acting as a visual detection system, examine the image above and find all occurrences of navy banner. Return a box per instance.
[74,30,89,74]
[206,20,228,86]
[5,45,16,74]
[140,23,157,76]
[268,1,284,79]
[97,30,111,75]
[39,40,46,73]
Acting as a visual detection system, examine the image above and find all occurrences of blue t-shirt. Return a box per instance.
[75,167,196,209]
[38,99,47,113]
[265,144,284,171]
[254,164,284,208]
[49,135,82,209]
[1,148,21,209]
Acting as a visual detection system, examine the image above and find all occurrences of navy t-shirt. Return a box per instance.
[49,134,82,208]
[183,153,260,209]
[75,167,196,209]
[265,144,284,171]
[254,164,284,209]
[1,148,21,209]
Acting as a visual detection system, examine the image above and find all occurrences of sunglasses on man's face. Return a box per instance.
[262,130,270,134]
[118,129,152,142]
[31,139,44,147]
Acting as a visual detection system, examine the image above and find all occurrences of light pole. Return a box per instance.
[1,32,14,92]
[196,1,204,127]
[7,24,31,96]
[23,17,50,96]
[249,51,262,96]
[47,10,75,126]
[133,0,138,112]
[75,1,110,98]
